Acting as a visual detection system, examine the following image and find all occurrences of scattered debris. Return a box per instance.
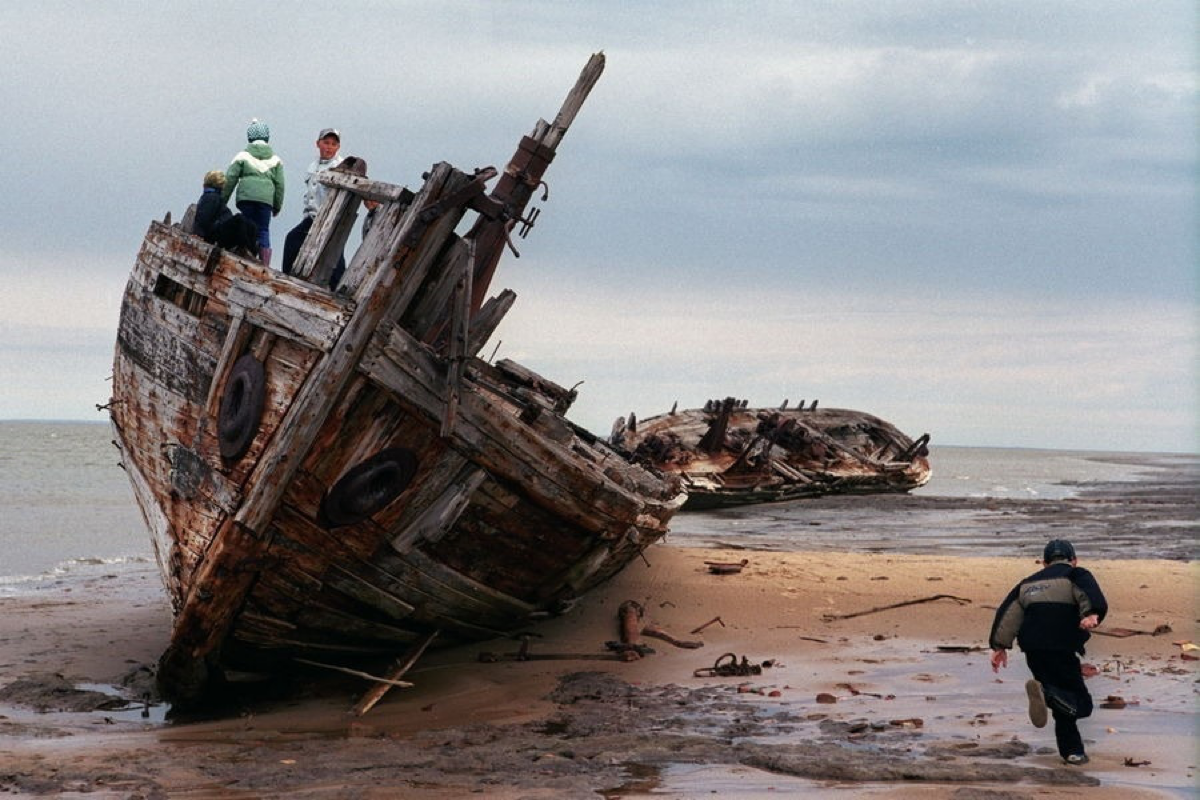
[889,718,923,728]
[1093,623,1172,638]
[694,653,768,678]
[823,594,972,622]
[1100,695,1138,710]
[604,642,655,658]
[1124,757,1152,767]
[616,600,646,662]
[642,624,704,650]
[349,628,439,716]
[836,683,894,700]
[705,559,749,575]
[936,645,985,653]
[815,693,838,704]
[690,616,726,635]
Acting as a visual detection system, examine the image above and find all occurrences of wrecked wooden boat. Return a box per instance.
[108,54,685,704]
[611,398,930,510]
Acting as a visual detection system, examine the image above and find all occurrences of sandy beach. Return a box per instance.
[1,524,1196,799]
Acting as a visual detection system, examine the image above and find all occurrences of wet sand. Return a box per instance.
[0,464,1196,798]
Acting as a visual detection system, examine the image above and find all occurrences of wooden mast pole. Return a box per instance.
[466,52,605,313]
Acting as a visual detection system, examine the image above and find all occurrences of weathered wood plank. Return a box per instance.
[291,187,362,285]
[467,289,515,357]
[226,278,349,351]
[363,325,677,537]
[389,465,487,554]
[400,237,469,341]
[440,241,473,436]
[315,170,414,203]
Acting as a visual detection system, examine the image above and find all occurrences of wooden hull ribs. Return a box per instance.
[109,55,685,703]
[612,398,931,510]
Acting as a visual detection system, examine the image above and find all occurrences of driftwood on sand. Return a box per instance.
[822,594,972,622]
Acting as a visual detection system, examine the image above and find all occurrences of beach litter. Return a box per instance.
[691,616,725,635]
[1093,623,1172,638]
[693,653,771,678]
[1100,695,1138,709]
[705,559,749,575]
[822,594,971,622]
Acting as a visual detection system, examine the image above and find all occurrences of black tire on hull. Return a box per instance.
[217,355,267,461]
[319,447,420,528]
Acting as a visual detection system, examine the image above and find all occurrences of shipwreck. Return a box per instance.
[612,398,931,509]
[108,54,687,705]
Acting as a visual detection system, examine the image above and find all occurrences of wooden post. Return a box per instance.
[466,52,605,313]
[441,240,473,438]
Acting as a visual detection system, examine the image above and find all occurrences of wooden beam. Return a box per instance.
[315,170,414,204]
[362,324,674,538]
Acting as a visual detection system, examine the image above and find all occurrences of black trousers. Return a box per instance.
[282,216,345,289]
[1025,649,1093,757]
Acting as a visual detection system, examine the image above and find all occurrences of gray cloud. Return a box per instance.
[0,1,1194,450]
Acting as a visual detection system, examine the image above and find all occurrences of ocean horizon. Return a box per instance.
[1,420,1196,588]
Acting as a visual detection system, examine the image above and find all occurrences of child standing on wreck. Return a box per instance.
[221,119,285,266]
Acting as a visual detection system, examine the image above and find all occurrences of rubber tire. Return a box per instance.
[319,447,420,528]
[217,354,266,461]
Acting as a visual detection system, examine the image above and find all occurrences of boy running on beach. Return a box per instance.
[988,538,1107,765]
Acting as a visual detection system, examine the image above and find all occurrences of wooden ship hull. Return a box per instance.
[108,55,685,704]
[612,398,931,510]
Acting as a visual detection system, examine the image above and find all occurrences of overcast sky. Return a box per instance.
[1,1,1195,453]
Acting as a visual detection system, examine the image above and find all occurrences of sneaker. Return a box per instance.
[1065,753,1089,765]
[1025,680,1048,728]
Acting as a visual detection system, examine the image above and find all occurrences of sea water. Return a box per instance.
[0,421,147,589]
[0,421,1195,587]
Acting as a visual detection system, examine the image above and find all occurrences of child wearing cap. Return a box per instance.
[281,128,345,283]
[221,119,285,266]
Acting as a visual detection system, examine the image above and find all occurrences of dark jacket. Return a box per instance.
[989,562,1107,654]
[195,187,232,243]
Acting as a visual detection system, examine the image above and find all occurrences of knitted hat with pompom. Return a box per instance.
[246,119,270,142]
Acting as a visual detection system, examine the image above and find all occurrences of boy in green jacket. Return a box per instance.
[223,119,285,266]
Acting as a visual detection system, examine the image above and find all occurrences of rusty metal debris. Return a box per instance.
[691,616,725,635]
[693,653,767,678]
[608,600,705,660]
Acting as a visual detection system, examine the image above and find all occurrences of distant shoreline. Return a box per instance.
[1,419,1196,456]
